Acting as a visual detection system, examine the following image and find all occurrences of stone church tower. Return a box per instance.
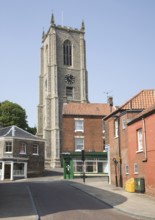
[37,14,88,168]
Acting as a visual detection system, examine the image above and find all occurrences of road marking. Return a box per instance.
[26,185,40,220]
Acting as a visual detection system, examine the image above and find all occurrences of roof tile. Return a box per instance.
[121,89,155,110]
[63,102,114,116]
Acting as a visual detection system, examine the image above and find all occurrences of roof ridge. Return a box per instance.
[3,126,13,137]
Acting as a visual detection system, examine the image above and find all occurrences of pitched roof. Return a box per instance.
[0,126,43,141]
[121,89,155,110]
[104,89,155,120]
[62,102,114,116]
[128,103,155,125]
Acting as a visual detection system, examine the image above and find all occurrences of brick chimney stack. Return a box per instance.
[107,96,113,113]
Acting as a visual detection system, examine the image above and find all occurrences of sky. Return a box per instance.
[0,0,155,127]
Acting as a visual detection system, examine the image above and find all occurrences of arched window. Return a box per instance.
[63,40,72,66]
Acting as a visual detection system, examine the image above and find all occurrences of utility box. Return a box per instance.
[125,178,135,193]
[63,157,73,179]
[134,178,145,193]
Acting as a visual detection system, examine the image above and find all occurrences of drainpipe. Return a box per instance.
[142,117,147,162]
[113,115,123,187]
[118,117,123,187]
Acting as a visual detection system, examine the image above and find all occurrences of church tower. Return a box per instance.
[37,14,88,168]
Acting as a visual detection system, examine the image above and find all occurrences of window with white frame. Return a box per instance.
[125,165,129,174]
[75,137,84,151]
[75,119,84,132]
[137,128,143,151]
[13,163,24,175]
[20,143,26,154]
[114,119,119,137]
[122,118,126,129]
[73,159,108,174]
[5,141,12,153]
[134,163,138,174]
[33,144,39,155]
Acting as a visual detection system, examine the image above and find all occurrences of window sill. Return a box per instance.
[136,150,143,154]
[75,130,84,133]
[75,149,82,152]
[32,154,39,156]
[134,172,139,174]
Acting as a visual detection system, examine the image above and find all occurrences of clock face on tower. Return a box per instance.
[65,74,75,84]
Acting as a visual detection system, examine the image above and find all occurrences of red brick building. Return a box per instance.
[127,103,155,196]
[61,101,114,176]
[104,90,155,188]
[62,102,114,153]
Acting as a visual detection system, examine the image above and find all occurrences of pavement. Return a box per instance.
[69,177,155,220]
[0,169,155,220]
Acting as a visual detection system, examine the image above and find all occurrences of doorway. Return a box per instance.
[4,164,11,179]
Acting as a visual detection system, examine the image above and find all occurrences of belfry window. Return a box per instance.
[63,40,72,66]
[66,87,73,100]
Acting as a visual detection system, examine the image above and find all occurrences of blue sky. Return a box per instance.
[0,0,155,126]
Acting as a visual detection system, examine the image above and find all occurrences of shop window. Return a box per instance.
[98,162,103,173]
[86,161,97,172]
[73,161,83,172]
[13,163,24,175]
[73,159,108,174]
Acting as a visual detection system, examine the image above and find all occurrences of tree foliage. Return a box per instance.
[0,100,36,134]
[0,100,28,129]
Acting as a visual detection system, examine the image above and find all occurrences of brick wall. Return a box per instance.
[104,111,142,187]
[13,139,45,176]
[128,114,155,196]
[62,115,103,152]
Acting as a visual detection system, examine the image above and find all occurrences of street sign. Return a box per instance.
[105,145,109,152]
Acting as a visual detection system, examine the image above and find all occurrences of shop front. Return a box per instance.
[0,159,28,181]
[62,152,109,179]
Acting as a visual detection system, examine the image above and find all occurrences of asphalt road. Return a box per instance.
[27,180,137,220]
